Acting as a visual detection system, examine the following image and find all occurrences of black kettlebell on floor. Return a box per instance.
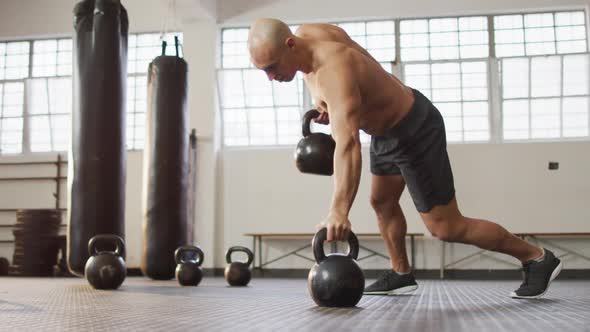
[294,109,336,176]
[85,234,126,290]
[175,245,204,286]
[308,228,365,307]
[224,246,254,286]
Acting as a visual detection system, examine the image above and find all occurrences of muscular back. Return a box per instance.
[295,23,415,135]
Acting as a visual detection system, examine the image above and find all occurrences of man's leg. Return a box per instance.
[370,174,411,272]
[419,197,542,262]
[420,197,563,298]
[396,87,560,298]
[364,174,418,295]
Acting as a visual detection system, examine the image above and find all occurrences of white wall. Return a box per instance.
[1,0,589,272]
[222,142,590,269]
[223,141,590,235]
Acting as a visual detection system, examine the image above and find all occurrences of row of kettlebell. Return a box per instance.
[175,245,254,287]
[84,234,254,289]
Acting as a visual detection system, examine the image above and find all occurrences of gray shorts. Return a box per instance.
[370,88,455,212]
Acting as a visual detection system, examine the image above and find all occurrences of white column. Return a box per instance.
[182,19,220,268]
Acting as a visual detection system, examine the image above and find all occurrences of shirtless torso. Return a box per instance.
[295,23,415,136]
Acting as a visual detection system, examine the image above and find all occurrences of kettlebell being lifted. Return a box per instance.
[308,228,365,307]
[224,246,254,286]
[294,109,335,176]
[175,245,204,286]
[85,234,126,290]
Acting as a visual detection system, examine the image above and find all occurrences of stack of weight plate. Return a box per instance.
[11,209,61,276]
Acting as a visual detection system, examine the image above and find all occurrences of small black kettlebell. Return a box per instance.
[294,109,336,176]
[85,234,126,290]
[175,245,204,286]
[308,228,365,307]
[224,246,254,286]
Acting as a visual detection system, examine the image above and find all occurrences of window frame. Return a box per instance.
[401,57,493,143]
[492,10,589,58]
[499,52,590,142]
[0,31,182,156]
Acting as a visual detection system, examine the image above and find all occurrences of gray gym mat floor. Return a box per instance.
[1,277,589,331]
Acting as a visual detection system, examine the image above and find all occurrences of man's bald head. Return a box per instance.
[248,18,294,67]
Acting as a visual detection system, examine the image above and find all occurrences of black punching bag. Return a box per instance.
[67,0,128,277]
[141,38,189,280]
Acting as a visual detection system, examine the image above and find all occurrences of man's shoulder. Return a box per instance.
[313,49,358,90]
[316,45,358,71]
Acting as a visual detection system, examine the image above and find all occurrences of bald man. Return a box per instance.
[247,18,562,299]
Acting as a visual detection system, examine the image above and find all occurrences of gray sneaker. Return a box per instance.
[364,270,418,295]
[510,248,563,299]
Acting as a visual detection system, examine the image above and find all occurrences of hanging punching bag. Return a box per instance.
[141,37,189,280]
[67,0,128,277]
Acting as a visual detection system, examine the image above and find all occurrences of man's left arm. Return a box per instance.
[317,62,362,241]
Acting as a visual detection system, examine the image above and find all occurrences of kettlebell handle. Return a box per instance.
[88,234,125,258]
[226,246,254,266]
[312,228,360,263]
[302,109,321,137]
[174,245,204,266]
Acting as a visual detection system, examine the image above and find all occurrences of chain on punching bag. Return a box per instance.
[140,36,189,280]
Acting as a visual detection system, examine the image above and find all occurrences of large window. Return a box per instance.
[126,75,148,150]
[28,38,72,152]
[0,42,29,154]
[404,61,489,141]
[495,11,589,141]
[218,69,304,146]
[0,41,30,80]
[219,24,307,146]
[28,77,71,152]
[0,82,25,154]
[126,33,183,150]
[220,10,588,146]
[501,54,589,139]
[221,28,251,69]
[32,39,72,77]
[494,11,587,57]
[0,32,181,155]
[337,20,396,72]
[400,16,490,143]
[400,16,489,61]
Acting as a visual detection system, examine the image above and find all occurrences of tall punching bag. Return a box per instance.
[67,0,128,276]
[141,38,189,280]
